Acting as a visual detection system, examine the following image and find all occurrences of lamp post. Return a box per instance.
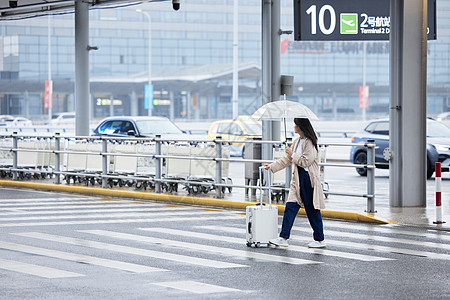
[47,15,53,122]
[136,9,152,116]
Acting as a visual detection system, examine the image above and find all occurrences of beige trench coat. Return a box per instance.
[269,137,325,210]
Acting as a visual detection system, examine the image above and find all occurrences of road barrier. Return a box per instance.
[434,162,445,224]
[0,132,377,213]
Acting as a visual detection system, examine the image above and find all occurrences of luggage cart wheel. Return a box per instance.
[255,242,260,248]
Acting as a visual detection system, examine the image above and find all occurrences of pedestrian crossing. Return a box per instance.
[1,194,450,296]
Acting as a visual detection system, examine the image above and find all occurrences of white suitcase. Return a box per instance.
[246,167,279,247]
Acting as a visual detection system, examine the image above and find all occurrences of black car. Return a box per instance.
[350,118,450,179]
[92,116,185,138]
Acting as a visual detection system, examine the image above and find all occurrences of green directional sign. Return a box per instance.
[340,13,358,34]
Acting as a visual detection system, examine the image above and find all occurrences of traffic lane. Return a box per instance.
[0,190,449,298]
[3,226,449,298]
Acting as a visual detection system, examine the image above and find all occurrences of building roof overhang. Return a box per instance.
[0,0,153,20]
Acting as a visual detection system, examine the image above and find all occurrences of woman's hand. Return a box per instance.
[263,164,271,170]
[285,144,293,157]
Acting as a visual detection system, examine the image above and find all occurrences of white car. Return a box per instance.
[49,112,75,126]
[0,115,33,127]
[437,112,450,128]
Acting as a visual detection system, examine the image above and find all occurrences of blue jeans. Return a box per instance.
[279,166,324,241]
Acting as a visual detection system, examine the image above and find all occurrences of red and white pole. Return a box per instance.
[434,162,445,224]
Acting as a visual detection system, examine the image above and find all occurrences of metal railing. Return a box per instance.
[0,133,376,213]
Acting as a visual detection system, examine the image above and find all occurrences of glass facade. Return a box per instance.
[0,0,449,121]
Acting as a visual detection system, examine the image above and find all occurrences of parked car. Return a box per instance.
[49,112,75,126]
[208,116,262,157]
[437,112,450,128]
[92,116,186,138]
[0,115,32,127]
[350,118,450,179]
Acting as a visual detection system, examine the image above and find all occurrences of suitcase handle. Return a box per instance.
[259,166,272,207]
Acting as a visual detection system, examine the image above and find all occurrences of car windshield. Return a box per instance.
[0,117,13,122]
[427,121,450,137]
[135,119,183,135]
[241,123,262,135]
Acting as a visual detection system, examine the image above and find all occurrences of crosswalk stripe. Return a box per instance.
[0,210,230,221]
[0,197,87,202]
[13,232,246,269]
[80,229,321,265]
[141,227,393,262]
[0,215,241,227]
[0,241,165,273]
[292,227,450,250]
[0,207,191,216]
[153,281,241,294]
[0,258,83,278]
[299,220,450,242]
[320,239,450,260]
[0,202,145,208]
[199,225,450,261]
[333,224,450,242]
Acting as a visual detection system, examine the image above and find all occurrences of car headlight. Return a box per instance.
[435,144,450,152]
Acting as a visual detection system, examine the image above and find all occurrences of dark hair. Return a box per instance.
[294,118,318,151]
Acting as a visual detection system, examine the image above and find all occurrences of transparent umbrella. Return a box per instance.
[251,100,318,141]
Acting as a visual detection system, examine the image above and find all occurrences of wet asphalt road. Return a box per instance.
[1,188,450,299]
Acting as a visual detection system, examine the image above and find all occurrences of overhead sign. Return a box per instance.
[294,0,436,41]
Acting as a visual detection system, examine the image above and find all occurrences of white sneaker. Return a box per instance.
[307,241,326,248]
[269,237,289,247]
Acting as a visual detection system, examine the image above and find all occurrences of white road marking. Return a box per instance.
[0,215,241,227]
[13,232,246,269]
[199,225,450,260]
[0,206,190,216]
[142,227,393,262]
[0,258,83,278]
[0,241,165,273]
[293,227,450,250]
[0,210,229,221]
[320,239,450,260]
[0,202,150,208]
[153,281,241,294]
[0,197,85,202]
[80,229,321,265]
[331,223,450,242]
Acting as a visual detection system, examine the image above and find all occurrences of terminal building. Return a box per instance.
[0,0,449,122]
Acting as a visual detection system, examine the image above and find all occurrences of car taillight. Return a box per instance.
[350,136,355,142]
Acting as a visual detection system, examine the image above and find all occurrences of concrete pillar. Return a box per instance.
[24,90,29,117]
[389,0,427,207]
[169,91,175,121]
[262,0,272,162]
[186,91,191,121]
[75,0,90,136]
[130,91,138,116]
[109,94,114,117]
[271,0,281,142]
[332,92,337,120]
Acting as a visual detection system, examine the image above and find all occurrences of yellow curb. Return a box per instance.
[0,180,393,224]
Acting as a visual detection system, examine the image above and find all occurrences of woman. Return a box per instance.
[264,118,326,248]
